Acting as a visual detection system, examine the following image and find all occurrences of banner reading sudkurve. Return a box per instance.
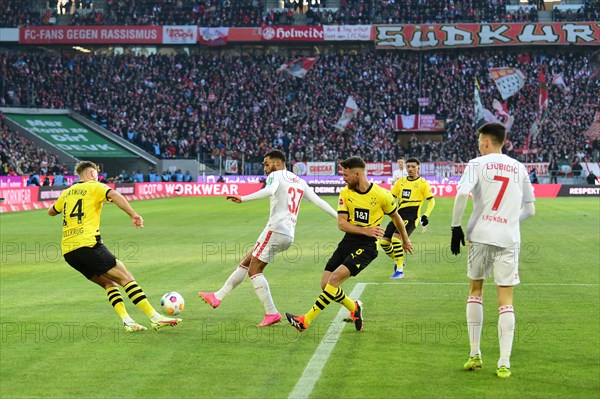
[6,114,136,158]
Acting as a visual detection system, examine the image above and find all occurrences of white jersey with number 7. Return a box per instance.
[241,169,337,238]
[457,153,535,248]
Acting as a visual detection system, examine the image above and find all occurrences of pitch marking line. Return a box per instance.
[288,282,367,399]
[288,280,597,398]
[370,280,600,287]
[368,282,599,287]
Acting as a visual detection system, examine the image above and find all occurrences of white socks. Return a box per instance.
[215,264,248,300]
[250,273,277,314]
[212,265,278,315]
[466,296,483,357]
[498,305,515,368]
[467,297,516,368]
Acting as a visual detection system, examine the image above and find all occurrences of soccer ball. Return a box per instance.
[160,291,185,315]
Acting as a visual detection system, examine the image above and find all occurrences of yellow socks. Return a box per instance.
[391,237,404,270]
[124,280,157,318]
[379,237,405,270]
[105,286,130,321]
[304,284,355,325]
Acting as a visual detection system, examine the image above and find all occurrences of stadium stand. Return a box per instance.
[0,112,69,177]
[0,0,597,27]
[2,48,598,169]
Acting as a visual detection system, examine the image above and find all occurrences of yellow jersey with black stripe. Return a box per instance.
[52,180,112,255]
[338,183,397,240]
[390,176,434,221]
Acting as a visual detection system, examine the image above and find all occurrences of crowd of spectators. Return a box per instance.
[105,0,266,27]
[0,0,40,28]
[0,113,69,178]
[308,0,518,25]
[1,0,597,28]
[553,0,599,21]
[2,48,598,171]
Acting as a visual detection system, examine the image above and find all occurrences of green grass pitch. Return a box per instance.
[1,196,598,398]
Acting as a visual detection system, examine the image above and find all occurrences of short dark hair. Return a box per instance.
[477,122,506,146]
[75,160,99,175]
[340,156,366,170]
[264,149,286,163]
[406,157,420,165]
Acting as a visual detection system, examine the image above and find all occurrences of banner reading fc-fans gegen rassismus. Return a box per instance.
[374,22,600,50]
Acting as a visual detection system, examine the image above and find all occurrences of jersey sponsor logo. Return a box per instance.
[354,208,370,224]
[402,189,411,199]
[338,198,344,206]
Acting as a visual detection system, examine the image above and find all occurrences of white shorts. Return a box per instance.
[252,229,293,263]
[467,242,520,286]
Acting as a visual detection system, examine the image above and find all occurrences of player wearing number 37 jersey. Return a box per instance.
[198,150,338,327]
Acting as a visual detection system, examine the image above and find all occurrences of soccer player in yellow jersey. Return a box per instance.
[285,156,414,332]
[380,157,436,279]
[48,160,181,332]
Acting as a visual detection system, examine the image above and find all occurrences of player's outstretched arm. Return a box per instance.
[107,190,143,228]
[231,180,277,203]
[226,195,243,203]
[303,186,338,218]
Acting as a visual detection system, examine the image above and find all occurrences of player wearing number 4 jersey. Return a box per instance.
[198,150,337,327]
[451,123,535,378]
[48,161,181,332]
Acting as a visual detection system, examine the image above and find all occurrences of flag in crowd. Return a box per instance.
[334,96,358,131]
[492,99,510,117]
[529,68,550,143]
[474,78,514,131]
[473,78,485,128]
[538,67,549,117]
[199,27,229,46]
[277,56,319,78]
[225,159,238,174]
[584,110,600,141]
[487,99,514,131]
[488,67,526,100]
[551,74,570,93]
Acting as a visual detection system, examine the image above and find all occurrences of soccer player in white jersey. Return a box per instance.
[451,122,535,379]
[391,157,407,184]
[198,149,338,327]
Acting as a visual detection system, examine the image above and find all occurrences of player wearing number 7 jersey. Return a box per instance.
[451,122,535,378]
[198,149,338,327]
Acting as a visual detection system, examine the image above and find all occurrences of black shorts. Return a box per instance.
[383,218,416,239]
[324,237,378,277]
[64,242,117,279]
